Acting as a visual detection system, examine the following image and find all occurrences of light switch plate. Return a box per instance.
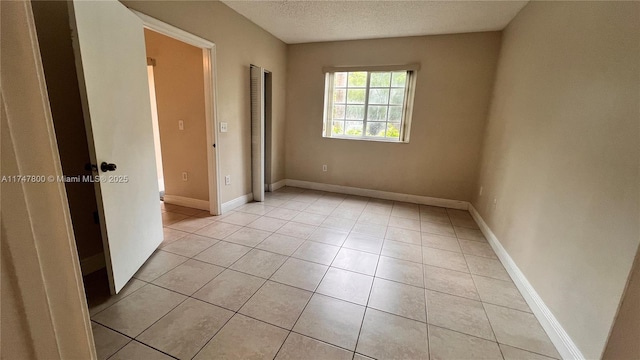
[220,122,228,133]
[179,120,184,130]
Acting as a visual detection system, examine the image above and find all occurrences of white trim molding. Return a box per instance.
[322,63,421,74]
[284,179,468,210]
[221,193,253,213]
[131,10,214,48]
[163,195,209,211]
[468,204,585,360]
[268,179,286,192]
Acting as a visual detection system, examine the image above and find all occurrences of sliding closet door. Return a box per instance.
[250,65,265,201]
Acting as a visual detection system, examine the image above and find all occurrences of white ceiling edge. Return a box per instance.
[221,0,529,44]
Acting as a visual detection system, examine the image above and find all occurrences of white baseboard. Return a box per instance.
[80,252,105,276]
[468,204,584,360]
[163,195,209,211]
[221,193,253,213]
[284,179,468,210]
[268,179,286,192]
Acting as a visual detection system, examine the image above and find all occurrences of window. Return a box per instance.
[322,65,417,142]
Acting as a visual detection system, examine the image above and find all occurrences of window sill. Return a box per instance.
[322,135,409,144]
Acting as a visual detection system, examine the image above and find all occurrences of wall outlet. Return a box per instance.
[322,164,327,172]
[225,175,231,185]
[178,120,184,130]
[493,198,497,208]
[479,186,483,196]
[182,172,188,181]
[220,122,228,133]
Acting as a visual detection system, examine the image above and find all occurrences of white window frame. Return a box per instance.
[322,64,419,143]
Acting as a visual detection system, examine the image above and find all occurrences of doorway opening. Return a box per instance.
[147,61,165,199]
[143,28,215,213]
[136,10,222,218]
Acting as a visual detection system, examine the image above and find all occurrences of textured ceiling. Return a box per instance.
[221,0,529,44]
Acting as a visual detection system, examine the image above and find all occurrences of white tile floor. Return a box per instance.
[88,187,560,360]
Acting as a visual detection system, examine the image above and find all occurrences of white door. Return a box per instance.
[69,0,163,294]
[250,65,265,201]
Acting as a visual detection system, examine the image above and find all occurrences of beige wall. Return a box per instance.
[604,246,640,360]
[144,29,209,201]
[473,1,640,358]
[31,0,104,261]
[285,33,501,200]
[123,0,288,203]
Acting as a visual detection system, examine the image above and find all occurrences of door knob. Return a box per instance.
[101,162,117,172]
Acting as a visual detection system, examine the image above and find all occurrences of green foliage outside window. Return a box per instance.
[332,122,343,135]
[385,123,400,138]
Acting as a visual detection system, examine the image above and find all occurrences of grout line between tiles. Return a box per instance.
[188,237,296,359]
[92,187,548,360]
[103,241,525,321]
[421,224,431,359]
[142,263,532,325]
[112,249,511,312]
[96,320,178,360]
[270,236,341,359]
[463,219,501,346]
[124,339,180,360]
[351,222,387,357]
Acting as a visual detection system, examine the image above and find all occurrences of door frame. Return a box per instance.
[132,10,222,215]
[2,0,95,357]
